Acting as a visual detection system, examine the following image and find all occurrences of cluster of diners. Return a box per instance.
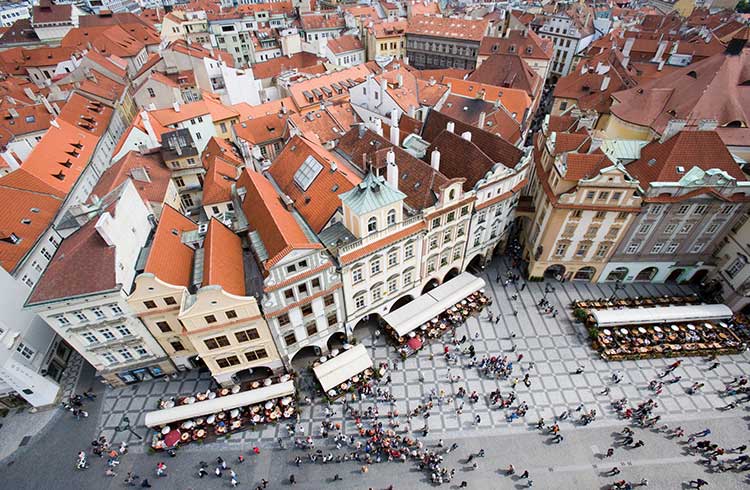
[582,301,745,360]
[144,376,296,451]
[312,343,388,400]
[382,273,490,358]
[573,293,701,310]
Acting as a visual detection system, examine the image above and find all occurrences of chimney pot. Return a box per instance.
[430,148,441,171]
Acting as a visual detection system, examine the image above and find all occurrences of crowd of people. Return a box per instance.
[68,239,748,488]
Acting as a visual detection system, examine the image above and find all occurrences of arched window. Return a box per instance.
[448,189,455,200]
[386,209,396,226]
[367,216,377,233]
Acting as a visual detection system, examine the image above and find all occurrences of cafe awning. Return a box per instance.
[144,380,295,428]
[591,304,733,328]
[383,272,486,337]
[313,344,372,392]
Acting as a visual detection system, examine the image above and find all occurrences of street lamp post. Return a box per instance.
[114,415,143,440]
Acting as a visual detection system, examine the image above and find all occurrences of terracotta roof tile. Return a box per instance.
[406,14,489,42]
[57,92,114,137]
[144,205,197,287]
[238,168,321,270]
[91,150,173,206]
[300,13,346,31]
[0,173,62,273]
[289,108,345,146]
[27,210,117,305]
[479,30,553,60]
[562,152,612,180]
[249,52,326,80]
[327,35,363,55]
[269,134,361,232]
[202,219,245,296]
[201,157,238,205]
[467,53,542,99]
[627,130,747,188]
[233,113,288,145]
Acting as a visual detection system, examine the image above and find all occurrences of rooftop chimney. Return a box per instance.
[386,150,398,188]
[600,76,610,92]
[461,131,472,142]
[622,37,635,60]
[390,123,400,146]
[397,73,403,88]
[446,121,455,133]
[173,101,181,113]
[478,112,486,128]
[430,148,440,171]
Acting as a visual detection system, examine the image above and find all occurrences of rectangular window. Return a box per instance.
[403,270,413,285]
[278,314,290,326]
[135,345,148,357]
[690,242,705,253]
[117,348,133,361]
[216,355,240,368]
[650,242,664,254]
[372,287,382,302]
[286,264,297,273]
[625,242,640,254]
[143,300,157,309]
[245,348,268,362]
[235,328,259,342]
[461,206,469,216]
[676,204,690,215]
[311,278,321,290]
[598,191,609,200]
[638,224,651,234]
[306,323,318,336]
[284,333,296,346]
[298,284,308,296]
[388,276,398,293]
[82,332,98,344]
[666,242,679,253]
[73,311,87,322]
[693,205,707,215]
[705,222,720,234]
[352,268,363,283]
[327,313,337,327]
[115,325,131,337]
[226,310,238,320]
[301,304,313,317]
[575,243,589,256]
[164,296,177,306]
[204,314,217,324]
[170,340,185,351]
[101,352,117,365]
[156,321,171,333]
[446,211,455,222]
[404,243,414,258]
[54,315,70,326]
[284,288,295,300]
[388,250,398,267]
[720,204,736,215]
[355,294,366,309]
[594,211,606,219]
[370,259,381,275]
[612,192,622,200]
[99,328,115,341]
[726,257,747,278]
[432,217,441,228]
[204,335,230,350]
[586,191,595,199]
[429,236,438,250]
[649,205,664,215]
[595,243,609,257]
[664,224,677,234]
[679,224,693,234]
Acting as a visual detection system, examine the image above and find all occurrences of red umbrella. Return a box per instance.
[164,429,181,447]
[407,337,422,350]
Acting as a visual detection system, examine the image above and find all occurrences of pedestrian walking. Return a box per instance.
[688,479,708,488]
[290,474,296,485]
[606,448,614,458]
[459,481,468,488]
[520,470,529,479]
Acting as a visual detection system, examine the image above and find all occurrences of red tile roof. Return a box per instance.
[91,150,173,207]
[300,13,346,31]
[479,30,552,60]
[467,53,542,98]
[144,205,197,287]
[27,208,118,305]
[627,130,747,188]
[233,112,288,146]
[201,157,237,205]
[610,46,750,135]
[57,92,114,137]
[0,172,63,273]
[0,104,53,147]
[562,152,611,180]
[251,52,326,80]
[202,218,245,296]
[327,35,364,55]
[238,168,321,271]
[32,1,72,24]
[406,14,489,42]
[268,134,361,232]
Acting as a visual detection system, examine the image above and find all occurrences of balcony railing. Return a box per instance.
[339,216,423,255]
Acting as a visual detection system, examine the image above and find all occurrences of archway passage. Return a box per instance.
[606,267,628,282]
[233,366,273,384]
[666,268,685,283]
[573,266,596,281]
[465,254,483,273]
[544,264,566,279]
[390,294,414,312]
[290,345,321,371]
[443,268,460,283]
[421,278,440,295]
[327,331,348,351]
[690,269,709,285]
[635,266,658,281]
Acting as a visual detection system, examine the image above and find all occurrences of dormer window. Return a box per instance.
[367,217,377,233]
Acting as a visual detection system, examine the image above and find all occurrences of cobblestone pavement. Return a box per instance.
[96,259,750,451]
